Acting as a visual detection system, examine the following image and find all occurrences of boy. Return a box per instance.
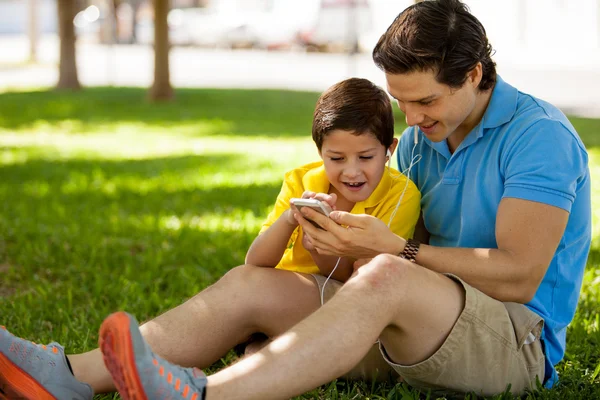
[245,77,420,282]
[0,77,420,399]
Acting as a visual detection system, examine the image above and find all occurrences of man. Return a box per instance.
[0,0,590,399]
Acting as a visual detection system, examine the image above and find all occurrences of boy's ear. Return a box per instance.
[388,138,399,158]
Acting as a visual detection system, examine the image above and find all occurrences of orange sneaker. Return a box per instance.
[0,325,93,400]
[99,312,207,400]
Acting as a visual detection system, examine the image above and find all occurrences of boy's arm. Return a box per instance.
[245,209,297,268]
[312,254,355,282]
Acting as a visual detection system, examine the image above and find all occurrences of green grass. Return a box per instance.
[0,87,599,400]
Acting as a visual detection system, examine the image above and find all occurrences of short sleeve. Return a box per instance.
[259,170,300,234]
[502,119,588,212]
[374,174,421,240]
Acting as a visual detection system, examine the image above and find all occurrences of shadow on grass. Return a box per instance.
[0,87,414,139]
[0,152,282,317]
[0,87,320,137]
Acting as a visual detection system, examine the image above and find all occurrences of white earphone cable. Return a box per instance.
[319,126,421,305]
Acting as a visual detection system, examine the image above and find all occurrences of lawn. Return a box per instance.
[0,87,598,400]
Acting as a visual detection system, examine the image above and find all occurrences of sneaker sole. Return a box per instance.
[0,352,57,400]
[99,312,148,400]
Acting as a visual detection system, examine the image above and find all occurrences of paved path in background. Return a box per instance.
[1,34,600,118]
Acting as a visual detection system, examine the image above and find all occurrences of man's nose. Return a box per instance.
[404,105,425,127]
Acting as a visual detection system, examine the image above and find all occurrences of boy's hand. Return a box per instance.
[288,191,337,227]
[300,191,337,210]
[284,208,299,226]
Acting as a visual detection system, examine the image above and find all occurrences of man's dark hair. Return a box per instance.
[312,78,394,150]
[372,0,496,91]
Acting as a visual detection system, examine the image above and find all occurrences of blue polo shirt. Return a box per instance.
[397,76,591,387]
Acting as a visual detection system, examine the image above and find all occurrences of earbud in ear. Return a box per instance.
[386,149,392,158]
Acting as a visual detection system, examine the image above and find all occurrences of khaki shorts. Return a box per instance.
[311,273,546,397]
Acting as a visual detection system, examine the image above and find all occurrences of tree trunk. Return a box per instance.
[149,0,173,101]
[56,0,81,90]
[28,0,38,62]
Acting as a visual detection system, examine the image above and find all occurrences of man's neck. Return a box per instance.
[447,87,494,153]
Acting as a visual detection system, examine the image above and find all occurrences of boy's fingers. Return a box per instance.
[313,193,337,208]
[301,191,316,199]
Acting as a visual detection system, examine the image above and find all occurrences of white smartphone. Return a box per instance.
[290,198,333,228]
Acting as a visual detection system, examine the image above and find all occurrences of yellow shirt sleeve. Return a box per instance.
[259,169,300,235]
[257,164,325,274]
[367,172,421,241]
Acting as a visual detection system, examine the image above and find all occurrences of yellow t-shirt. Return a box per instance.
[259,161,421,274]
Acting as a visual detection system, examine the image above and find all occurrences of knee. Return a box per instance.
[218,264,264,290]
[351,254,413,292]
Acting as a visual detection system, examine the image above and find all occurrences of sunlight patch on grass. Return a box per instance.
[160,211,263,233]
[22,181,50,198]
[19,119,236,137]
[0,131,317,164]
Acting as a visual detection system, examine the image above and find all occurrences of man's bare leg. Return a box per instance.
[69,265,322,393]
[205,255,464,400]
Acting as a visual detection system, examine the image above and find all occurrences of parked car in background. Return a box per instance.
[299,0,373,52]
[75,0,375,53]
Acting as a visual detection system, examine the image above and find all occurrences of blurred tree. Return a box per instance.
[149,0,173,101]
[56,0,81,90]
[28,0,38,62]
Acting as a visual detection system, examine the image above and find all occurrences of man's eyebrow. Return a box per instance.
[389,93,437,103]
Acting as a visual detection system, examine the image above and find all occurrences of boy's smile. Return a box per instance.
[319,129,394,207]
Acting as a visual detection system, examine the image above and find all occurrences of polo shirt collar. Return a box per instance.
[302,162,330,194]
[482,75,518,129]
[301,162,393,212]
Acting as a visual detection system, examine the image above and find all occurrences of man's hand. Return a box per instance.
[294,208,405,259]
[301,230,316,252]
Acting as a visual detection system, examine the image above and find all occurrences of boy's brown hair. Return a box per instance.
[312,78,394,150]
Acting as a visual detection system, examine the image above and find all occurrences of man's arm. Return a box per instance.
[415,198,568,303]
[296,197,568,303]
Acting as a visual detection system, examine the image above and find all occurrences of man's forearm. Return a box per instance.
[415,244,538,303]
